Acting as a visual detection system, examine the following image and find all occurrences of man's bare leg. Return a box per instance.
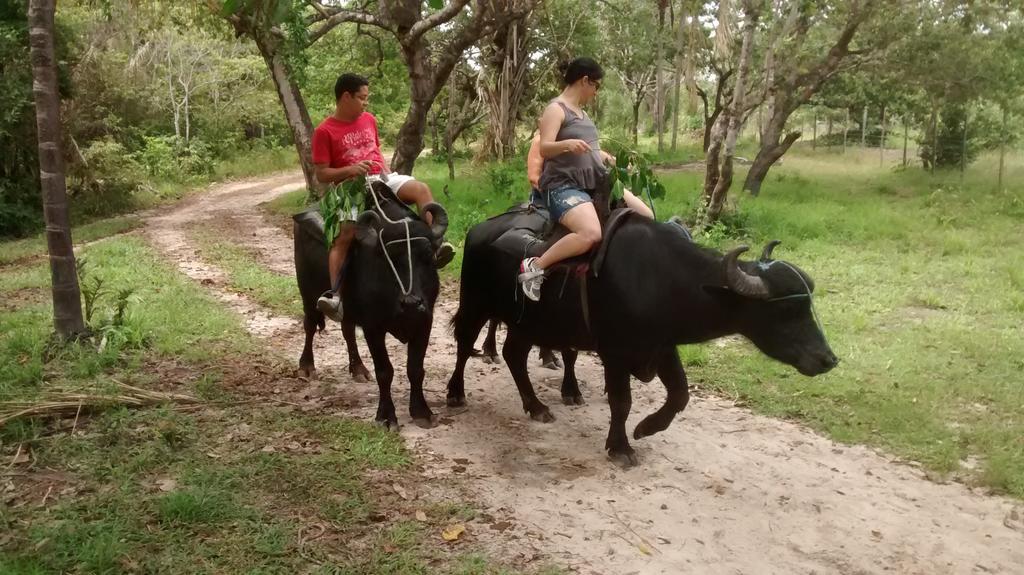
[318,224,356,322]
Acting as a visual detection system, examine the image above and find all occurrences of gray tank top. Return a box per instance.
[538,101,607,192]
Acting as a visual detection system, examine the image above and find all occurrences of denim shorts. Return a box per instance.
[530,186,592,222]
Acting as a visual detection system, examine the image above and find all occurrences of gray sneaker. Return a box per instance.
[316,290,343,322]
[518,257,545,301]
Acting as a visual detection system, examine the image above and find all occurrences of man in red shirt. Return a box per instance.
[311,73,454,322]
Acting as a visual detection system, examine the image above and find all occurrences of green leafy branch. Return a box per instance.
[318,176,366,248]
[603,141,667,211]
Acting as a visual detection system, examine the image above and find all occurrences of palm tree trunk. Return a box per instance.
[28,0,86,340]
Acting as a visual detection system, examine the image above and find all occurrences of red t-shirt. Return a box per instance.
[311,113,386,174]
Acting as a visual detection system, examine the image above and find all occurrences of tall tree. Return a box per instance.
[28,0,86,339]
[743,0,880,195]
[477,12,532,161]
[703,0,759,223]
[603,1,659,145]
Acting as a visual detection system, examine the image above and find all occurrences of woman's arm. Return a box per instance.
[538,103,590,158]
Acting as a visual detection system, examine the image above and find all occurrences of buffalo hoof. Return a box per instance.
[481,354,501,365]
[633,415,672,440]
[528,407,556,423]
[296,366,318,380]
[562,394,585,406]
[607,448,639,468]
[412,415,437,429]
[446,395,466,408]
[350,364,372,383]
[375,417,400,431]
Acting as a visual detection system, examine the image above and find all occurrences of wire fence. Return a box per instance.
[743,106,1021,192]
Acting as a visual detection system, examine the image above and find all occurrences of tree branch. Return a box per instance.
[408,0,473,43]
[307,5,380,45]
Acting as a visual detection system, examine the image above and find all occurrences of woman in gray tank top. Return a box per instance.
[519,57,615,302]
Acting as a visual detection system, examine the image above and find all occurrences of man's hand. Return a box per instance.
[563,139,592,155]
[348,160,372,178]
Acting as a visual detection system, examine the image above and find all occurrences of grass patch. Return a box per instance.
[1,235,252,398]
[398,145,1024,497]
[191,230,303,317]
[0,403,543,573]
[0,216,142,266]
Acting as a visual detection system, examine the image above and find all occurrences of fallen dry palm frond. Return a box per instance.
[0,380,201,427]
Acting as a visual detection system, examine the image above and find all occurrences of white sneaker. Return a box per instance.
[518,257,545,302]
[316,290,343,322]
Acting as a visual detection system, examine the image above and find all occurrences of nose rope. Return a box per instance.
[363,168,414,296]
[767,260,827,341]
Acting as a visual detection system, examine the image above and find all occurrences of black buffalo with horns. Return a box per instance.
[294,181,449,429]
[447,209,838,466]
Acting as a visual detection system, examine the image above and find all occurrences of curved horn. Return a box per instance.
[760,239,782,262]
[421,202,449,239]
[724,245,770,299]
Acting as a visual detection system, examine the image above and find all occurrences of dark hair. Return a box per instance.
[558,57,603,86]
[335,73,369,100]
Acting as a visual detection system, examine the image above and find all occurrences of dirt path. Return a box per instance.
[144,172,1024,575]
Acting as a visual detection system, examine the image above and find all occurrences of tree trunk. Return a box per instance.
[29,0,86,339]
[843,108,849,153]
[743,112,801,196]
[655,7,665,153]
[478,17,530,162]
[879,104,886,166]
[632,98,642,146]
[902,115,908,167]
[998,106,1008,191]
[705,2,759,223]
[232,17,317,191]
[812,108,817,150]
[861,105,867,148]
[670,0,686,153]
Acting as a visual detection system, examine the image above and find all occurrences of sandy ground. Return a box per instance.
[142,172,1024,575]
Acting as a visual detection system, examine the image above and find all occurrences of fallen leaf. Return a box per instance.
[415,510,428,522]
[261,445,276,453]
[441,524,466,542]
[11,451,30,465]
[156,478,177,492]
[392,483,409,500]
[1004,507,1023,531]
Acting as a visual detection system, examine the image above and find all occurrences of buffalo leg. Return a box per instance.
[364,329,398,430]
[633,348,690,440]
[481,320,500,364]
[602,356,637,467]
[407,327,435,428]
[539,347,562,369]
[503,329,554,422]
[447,309,489,407]
[560,349,584,405]
[342,318,372,382]
[297,312,320,379]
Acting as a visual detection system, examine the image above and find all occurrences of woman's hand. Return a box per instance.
[562,139,592,155]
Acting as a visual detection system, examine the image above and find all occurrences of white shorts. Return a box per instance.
[345,173,417,219]
[368,172,416,195]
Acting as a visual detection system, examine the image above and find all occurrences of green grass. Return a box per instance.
[0,224,564,574]
[665,146,1024,497]
[260,143,1024,497]
[147,146,299,206]
[191,230,303,317]
[1,235,252,397]
[0,216,142,266]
